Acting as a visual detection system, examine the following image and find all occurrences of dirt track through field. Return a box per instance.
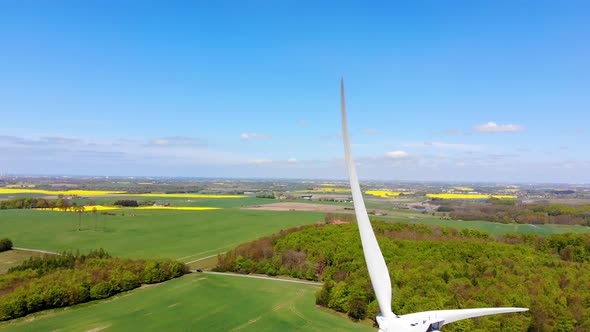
[199,271,323,286]
[12,247,59,255]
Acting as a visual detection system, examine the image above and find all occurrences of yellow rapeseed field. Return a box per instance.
[296,188,351,193]
[0,189,125,196]
[37,205,120,212]
[37,205,221,212]
[0,188,245,198]
[364,190,401,198]
[426,194,517,199]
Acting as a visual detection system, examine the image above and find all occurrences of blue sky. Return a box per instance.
[1,1,589,182]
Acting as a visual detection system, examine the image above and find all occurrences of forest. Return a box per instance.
[216,222,590,331]
[0,249,187,321]
[437,198,590,226]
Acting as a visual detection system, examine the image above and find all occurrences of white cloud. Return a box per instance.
[386,150,409,159]
[241,133,272,140]
[151,139,170,146]
[474,122,526,133]
[400,141,482,151]
[147,136,205,147]
[248,159,273,164]
[287,158,298,163]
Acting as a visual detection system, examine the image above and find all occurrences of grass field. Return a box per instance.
[379,216,590,236]
[2,205,588,263]
[0,250,46,273]
[0,209,324,262]
[0,273,373,332]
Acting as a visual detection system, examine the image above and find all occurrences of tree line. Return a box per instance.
[216,221,590,331]
[0,197,155,210]
[436,198,590,226]
[0,249,187,321]
[0,197,73,210]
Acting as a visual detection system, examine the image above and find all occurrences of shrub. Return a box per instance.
[169,261,187,278]
[0,292,27,320]
[109,268,141,292]
[90,282,114,299]
[113,200,138,207]
[0,238,13,252]
[143,261,170,284]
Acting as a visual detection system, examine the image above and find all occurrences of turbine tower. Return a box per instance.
[339,78,528,332]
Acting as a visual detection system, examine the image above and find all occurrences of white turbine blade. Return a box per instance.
[341,78,394,319]
[402,307,529,325]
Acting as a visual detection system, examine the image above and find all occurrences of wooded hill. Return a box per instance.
[216,222,590,331]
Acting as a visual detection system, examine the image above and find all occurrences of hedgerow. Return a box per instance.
[0,249,187,321]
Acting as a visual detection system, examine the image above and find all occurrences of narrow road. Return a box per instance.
[194,271,323,286]
[12,247,60,255]
[185,253,220,264]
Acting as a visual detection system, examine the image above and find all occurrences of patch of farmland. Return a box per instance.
[379,216,590,236]
[0,250,47,274]
[242,202,351,212]
[0,273,372,331]
[0,209,324,261]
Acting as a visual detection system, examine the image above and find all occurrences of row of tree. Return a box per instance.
[113,199,139,207]
[0,197,157,211]
[0,197,73,210]
[436,199,590,226]
[216,222,590,331]
[0,249,187,321]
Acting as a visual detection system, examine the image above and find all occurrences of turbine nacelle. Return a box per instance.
[377,314,444,332]
[377,307,529,332]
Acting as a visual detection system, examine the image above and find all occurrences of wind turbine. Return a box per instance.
[339,78,528,332]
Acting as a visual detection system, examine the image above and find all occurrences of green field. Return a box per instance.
[2,204,588,264]
[0,250,46,273]
[0,209,324,262]
[378,215,590,236]
[0,273,373,332]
